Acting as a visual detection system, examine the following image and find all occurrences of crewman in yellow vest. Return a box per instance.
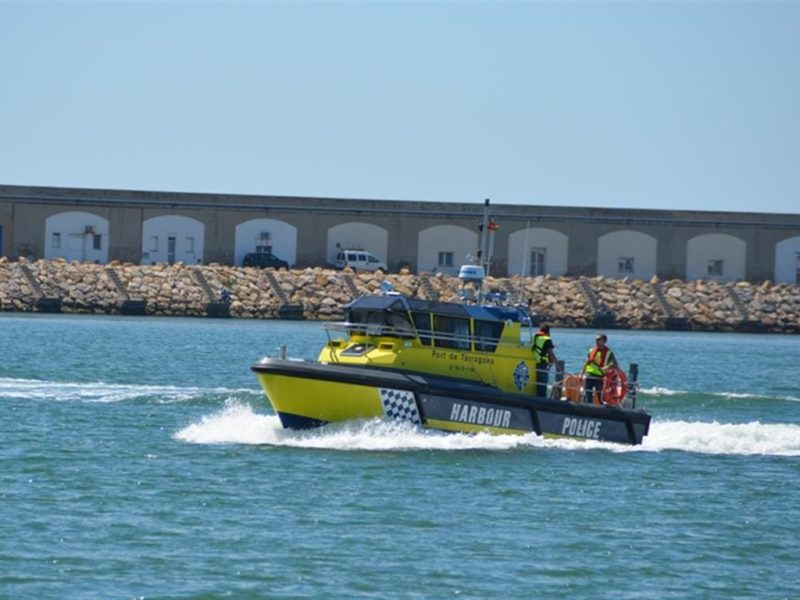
[532,324,557,398]
[582,333,618,404]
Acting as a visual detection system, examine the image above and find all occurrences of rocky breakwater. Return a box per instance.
[0,258,797,333]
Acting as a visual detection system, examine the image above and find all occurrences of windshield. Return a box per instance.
[348,308,416,338]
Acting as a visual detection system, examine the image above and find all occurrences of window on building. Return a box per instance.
[52,232,61,249]
[186,237,195,253]
[256,244,272,254]
[530,247,546,276]
[150,236,159,252]
[92,234,102,250]
[438,251,454,268]
[707,259,724,277]
[618,257,635,274]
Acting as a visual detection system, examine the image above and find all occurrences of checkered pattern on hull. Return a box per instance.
[379,388,422,425]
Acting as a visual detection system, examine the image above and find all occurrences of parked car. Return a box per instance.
[243,252,289,269]
[334,249,387,272]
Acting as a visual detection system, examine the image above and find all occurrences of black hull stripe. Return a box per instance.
[253,359,651,429]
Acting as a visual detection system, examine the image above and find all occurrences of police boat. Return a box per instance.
[251,268,651,446]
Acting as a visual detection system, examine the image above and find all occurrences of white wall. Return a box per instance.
[686,233,746,282]
[597,230,657,280]
[507,227,568,276]
[234,218,297,266]
[141,216,205,265]
[45,211,110,263]
[326,222,388,265]
[417,225,478,275]
[775,235,800,284]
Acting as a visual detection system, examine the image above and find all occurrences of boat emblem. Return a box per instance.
[379,388,422,425]
[513,361,529,391]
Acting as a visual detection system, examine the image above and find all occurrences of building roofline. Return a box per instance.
[0,183,798,229]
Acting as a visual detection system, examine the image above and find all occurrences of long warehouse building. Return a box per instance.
[1,184,799,284]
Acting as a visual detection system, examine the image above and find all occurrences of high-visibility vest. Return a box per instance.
[584,346,611,377]
[533,333,552,365]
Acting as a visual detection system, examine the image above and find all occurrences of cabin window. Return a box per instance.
[348,309,415,338]
[433,315,470,350]
[411,311,432,346]
[474,320,504,352]
[349,310,384,335]
[385,311,416,337]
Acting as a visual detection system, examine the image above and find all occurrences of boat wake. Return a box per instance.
[175,402,800,457]
[644,420,800,456]
[640,386,800,403]
[0,376,260,404]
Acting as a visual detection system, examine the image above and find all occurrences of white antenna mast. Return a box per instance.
[519,219,530,304]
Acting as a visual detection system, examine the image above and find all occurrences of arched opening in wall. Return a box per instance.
[417,225,478,275]
[775,236,800,284]
[597,231,657,280]
[234,219,298,267]
[686,233,746,282]
[326,222,388,266]
[508,227,568,276]
[141,216,205,265]
[45,211,110,263]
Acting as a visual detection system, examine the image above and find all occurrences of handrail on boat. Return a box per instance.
[321,323,640,409]
[322,321,529,352]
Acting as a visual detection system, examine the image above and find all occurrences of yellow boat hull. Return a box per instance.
[255,371,385,426]
[251,359,651,444]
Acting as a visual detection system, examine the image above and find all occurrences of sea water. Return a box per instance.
[1,313,798,599]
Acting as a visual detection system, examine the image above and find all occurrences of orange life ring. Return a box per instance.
[563,374,582,402]
[602,367,628,407]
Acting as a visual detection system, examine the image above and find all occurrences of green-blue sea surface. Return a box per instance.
[1,313,799,599]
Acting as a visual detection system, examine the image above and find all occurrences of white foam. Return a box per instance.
[640,386,686,396]
[175,403,800,457]
[0,376,258,404]
[642,420,800,456]
[175,401,554,450]
[175,402,279,445]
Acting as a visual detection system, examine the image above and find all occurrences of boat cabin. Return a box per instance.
[334,295,532,353]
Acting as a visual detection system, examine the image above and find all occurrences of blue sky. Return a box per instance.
[1,2,798,213]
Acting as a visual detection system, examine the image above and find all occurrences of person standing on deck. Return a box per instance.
[532,324,557,398]
[582,333,618,404]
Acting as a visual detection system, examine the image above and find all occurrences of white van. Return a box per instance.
[334,249,387,272]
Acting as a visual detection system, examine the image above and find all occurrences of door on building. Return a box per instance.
[67,233,85,261]
[167,236,176,265]
[795,252,800,284]
[529,247,546,276]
